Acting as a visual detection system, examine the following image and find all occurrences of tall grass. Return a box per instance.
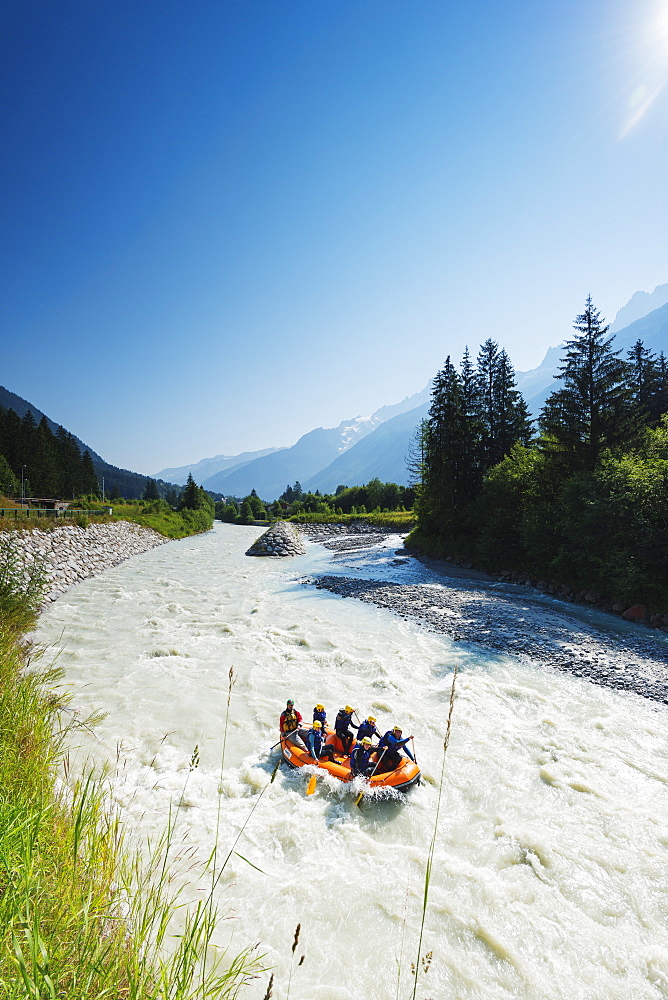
[0,532,260,997]
[410,665,458,1000]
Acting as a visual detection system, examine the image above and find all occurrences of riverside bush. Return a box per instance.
[111,500,213,539]
[289,510,416,530]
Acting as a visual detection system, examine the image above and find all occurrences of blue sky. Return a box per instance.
[2,0,668,473]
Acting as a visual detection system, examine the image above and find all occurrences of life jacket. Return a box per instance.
[335,709,353,732]
[313,707,327,728]
[281,708,299,733]
[308,729,324,755]
[357,720,377,740]
[350,744,372,773]
[379,731,403,751]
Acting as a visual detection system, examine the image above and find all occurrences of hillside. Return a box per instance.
[0,386,177,499]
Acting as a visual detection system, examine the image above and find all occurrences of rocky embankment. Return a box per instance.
[4,521,168,603]
[246,521,306,557]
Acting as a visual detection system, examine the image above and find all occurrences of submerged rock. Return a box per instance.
[245,521,306,557]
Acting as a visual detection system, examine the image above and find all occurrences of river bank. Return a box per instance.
[300,524,668,705]
[4,521,169,602]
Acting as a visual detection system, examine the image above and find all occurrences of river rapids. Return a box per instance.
[35,524,668,999]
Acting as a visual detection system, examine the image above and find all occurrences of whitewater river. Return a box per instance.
[36,524,668,999]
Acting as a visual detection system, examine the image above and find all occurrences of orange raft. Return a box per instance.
[280,728,421,793]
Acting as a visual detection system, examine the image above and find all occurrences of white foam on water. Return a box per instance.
[35,524,668,999]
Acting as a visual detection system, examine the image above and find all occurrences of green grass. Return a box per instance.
[108,503,213,539]
[288,511,416,530]
[0,531,260,997]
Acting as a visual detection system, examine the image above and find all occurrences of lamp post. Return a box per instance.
[21,465,25,507]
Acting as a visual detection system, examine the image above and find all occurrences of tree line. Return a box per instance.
[215,478,414,524]
[414,297,668,608]
[0,406,99,500]
[0,404,204,508]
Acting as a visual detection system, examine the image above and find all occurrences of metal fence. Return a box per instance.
[0,508,113,519]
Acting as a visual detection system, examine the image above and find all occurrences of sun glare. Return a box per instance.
[618,0,668,138]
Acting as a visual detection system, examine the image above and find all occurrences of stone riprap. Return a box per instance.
[3,522,168,603]
[246,521,306,557]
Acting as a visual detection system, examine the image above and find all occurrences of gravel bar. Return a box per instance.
[308,573,668,704]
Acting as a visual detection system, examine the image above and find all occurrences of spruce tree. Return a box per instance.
[627,339,657,423]
[32,417,59,497]
[81,451,100,496]
[143,478,160,501]
[494,349,533,459]
[475,338,500,469]
[178,473,200,510]
[654,352,668,423]
[420,356,470,536]
[539,296,635,470]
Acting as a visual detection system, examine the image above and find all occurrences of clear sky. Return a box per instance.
[2,0,668,474]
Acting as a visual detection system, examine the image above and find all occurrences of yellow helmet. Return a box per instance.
[393,726,402,734]
[345,705,354,714]
[361,737,372,745]
[367,715,376,723]
[313,720,322,729]
[315,703,324,711]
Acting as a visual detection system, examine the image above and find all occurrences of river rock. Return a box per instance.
[622,604,648,622]
[245,521,306,557]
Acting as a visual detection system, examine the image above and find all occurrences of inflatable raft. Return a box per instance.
[280,728,421,793]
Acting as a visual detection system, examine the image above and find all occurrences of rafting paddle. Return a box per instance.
[306,774,317,795]
[269,727,299,751]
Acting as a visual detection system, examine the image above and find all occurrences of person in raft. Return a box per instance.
[306,720,336,762]
[356,714,381,742]
[280,699,302,734]
[335,705,358,754]
[313,703,327,731]
[377,726,415,769]
[350,736,375,777]
[307,720,325,760]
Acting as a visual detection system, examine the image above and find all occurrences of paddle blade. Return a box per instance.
[306,775,317,795]
[355,791,364,808]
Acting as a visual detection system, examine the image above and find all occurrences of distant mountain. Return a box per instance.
[610,283,668,332]
[304,401,430,494]
[203,420,378,499]
[153,447,284,486]
[0,385,178,499]
[199,386,431,499]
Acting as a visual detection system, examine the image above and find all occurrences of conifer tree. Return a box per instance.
[81,451,100,496]
[494,349,533,459]
[420,356,470,534]
[475,338,500,468]
[143,478,160,501]
[178,473,200,510]
[627,339,657,422]
[539,296,635,470]
[32,417,59,496]
[0,456,19,498]
[405,418,429,488]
